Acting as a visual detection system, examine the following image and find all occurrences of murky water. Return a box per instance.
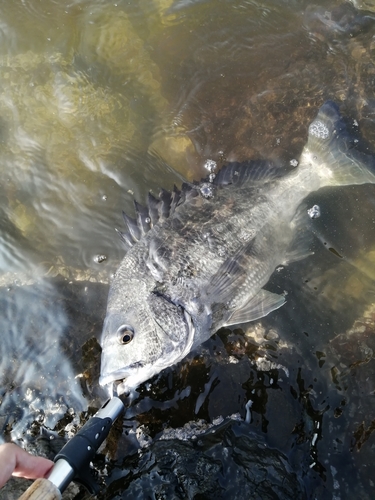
[1,0,375,498]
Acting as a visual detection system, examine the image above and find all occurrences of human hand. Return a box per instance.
[0,443,54,489]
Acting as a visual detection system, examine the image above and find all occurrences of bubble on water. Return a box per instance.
[239,229,255,241]
[307,204,321,219]
[204,159,217,172]
[145,217,151,224]
[200,183,214,198]
[209,173,216,183]
[217,245,226,257]
[309,120,330,140]
[94,254,107,263]
[102,194,107,201]
[25,388,34,401]
[353,119,358,127]
[290,159,299,167]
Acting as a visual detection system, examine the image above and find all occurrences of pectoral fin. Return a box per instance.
[223,289,285,327]
[206,238,256,302]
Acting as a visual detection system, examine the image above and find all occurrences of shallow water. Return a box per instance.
[1,0,375,498]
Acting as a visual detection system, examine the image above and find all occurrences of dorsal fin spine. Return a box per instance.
[158,188,172,222]
[147,192,160,226]
[115,227,134,247]
[122,210,141,243]
[134,200,151,236]
[118,159,280,248]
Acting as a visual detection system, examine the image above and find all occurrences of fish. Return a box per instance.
[99,101,375,395]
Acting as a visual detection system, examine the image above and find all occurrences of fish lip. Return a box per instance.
[113,380,131,397]
[99,361,144,387]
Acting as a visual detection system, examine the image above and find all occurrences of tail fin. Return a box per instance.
[300,101,375,187]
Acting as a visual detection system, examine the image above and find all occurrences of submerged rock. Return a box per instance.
[108,419,306,500]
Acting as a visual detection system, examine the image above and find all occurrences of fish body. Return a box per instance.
[100,101,375,394]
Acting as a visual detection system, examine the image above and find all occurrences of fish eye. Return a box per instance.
[117,325,134,345]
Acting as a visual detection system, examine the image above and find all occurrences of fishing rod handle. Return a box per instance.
[17,397,124,500]
[18,478,61,500]
[51,397,124,493]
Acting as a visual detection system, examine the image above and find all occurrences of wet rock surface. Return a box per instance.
[108,419,307,500]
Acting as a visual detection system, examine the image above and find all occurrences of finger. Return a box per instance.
[12,445,54,478]
[0,443,53,488]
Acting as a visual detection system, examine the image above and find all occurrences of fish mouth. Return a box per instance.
[112,379,131,397]
[99,361,144,391]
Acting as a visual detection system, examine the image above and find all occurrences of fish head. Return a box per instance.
[99,287,195,395]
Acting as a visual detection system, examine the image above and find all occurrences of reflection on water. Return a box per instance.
[0,279,86,442]
[1,0,375,498]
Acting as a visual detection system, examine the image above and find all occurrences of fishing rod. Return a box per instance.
[18,397,124,500]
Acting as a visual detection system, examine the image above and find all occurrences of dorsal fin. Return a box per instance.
[170,185,181,214]
[213,159,284,186]
[116,159,283,248]
[158,188,172,222]
[122,211,141,244]
[147,192,160,226]
[134,200,151,236]
[116,186,187,248]
[115,227,134,247]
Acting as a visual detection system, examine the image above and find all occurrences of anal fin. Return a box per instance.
[282,204,314,265]
[223,289,285,327]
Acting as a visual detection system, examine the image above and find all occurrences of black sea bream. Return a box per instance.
[99,101,375,395]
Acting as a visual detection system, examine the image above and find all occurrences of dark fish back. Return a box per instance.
[213,159,285,186]
[117,160,287,249]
